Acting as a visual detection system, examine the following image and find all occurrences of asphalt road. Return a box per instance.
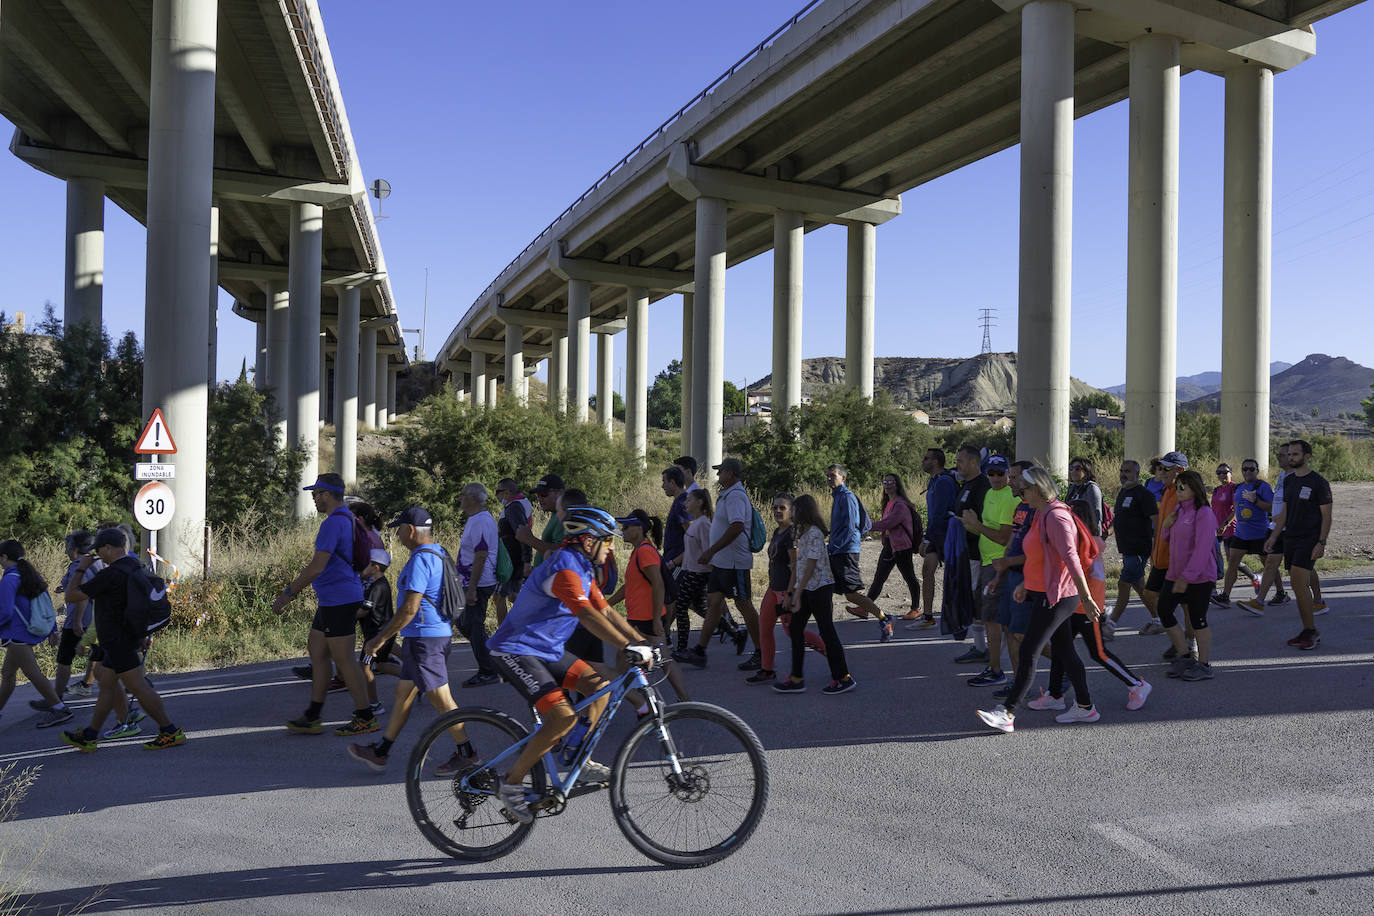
[4,567,1373,916]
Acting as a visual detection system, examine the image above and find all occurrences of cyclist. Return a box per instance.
[485,506,654,825]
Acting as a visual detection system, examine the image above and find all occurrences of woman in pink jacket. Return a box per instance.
[977,467,1103,734]
[1159,469,1220,681]
[865,473,924,622]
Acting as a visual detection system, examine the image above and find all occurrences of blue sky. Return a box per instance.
[2,0,1371,393]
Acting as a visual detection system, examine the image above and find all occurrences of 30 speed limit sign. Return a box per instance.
[134,481,176,531]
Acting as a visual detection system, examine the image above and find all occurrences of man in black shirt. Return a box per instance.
[1109,459,1161,633]
[493,478,533,624]
[953,444,991,664]
[61,528,185,752]
[1265,440,1333,650]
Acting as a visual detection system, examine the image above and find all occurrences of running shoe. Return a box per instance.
[577,760,612,784]
[878,615,893,643]
[101,719,142,739]
[822,676,857,695]
[1251,575,1263,591]
[954,647,989,664]
[143,728,186,750]
[992,682,1015,702]
[333,715,380,737]
[976,705,1015,733]
[968,667,1008,687]
[1268,592,1291,606]
[1162,644,1181,660]
[737,650,762,671]
[772,678,806,694]
[127,706,148,726]
[1100,620,1116,641]
[1126,680,1152,710]
[905,615,937,631]
[497,778,533,825]
[1288,629,1320,650]
[347,742,389,773]
[1054,705,1101,724]
[844,605,870,619]
[732,628,749,655]
[1210,593,1231,608]
[1179,661,1214,681]
[435,748,481,777]
[461,672,500,688]
[1313,601,1329,616]
[64,682,93,699]
[1237,599,1265,617]
[899,610,923,621]
[678,648,707,668]
[61,729,99,753]
[327,676,347,692]
[744,669,776,685]
[36,707,74,729]
[291,664,313,680]
[285,716,324,735]
[28,699,55,711]
[368,701,386,716]
[1026,689,1067,711]
[1138,621,1167,636]
[1166,656,1194,678]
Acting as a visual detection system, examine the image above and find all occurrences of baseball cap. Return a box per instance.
[93,528,128,551]
[368,548,391,568]
[712,457,744,475]
[386,506,433,529]
[616,509,651,529]
[303,473,346,495]
[981,455,1009,473]
[534,474,565,494]
[1159,451,1189,469]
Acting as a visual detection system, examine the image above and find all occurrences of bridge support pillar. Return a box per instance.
[318,333,328,428]
[64,177,105,334]
[267,283,290,446]
[773,211,803,418]
[254,319,267,391]
[597,332,614,433]
[388,366,399,421]
[486,374,497,406]
[549,330,567,413]
[626,286,649,463]
[680,292,694,455]
[568,279,591,422]
[845,222,875,399]
[505,323,526,404]
[208,205,219,390]
[454,372,467,404]
[1125,34,1181,465]
[691,196,726,470]
[1221,66,1273,471]
[374,353,389,429]
[143,0,217,571]
[335,286,360,485]
[1014,0,1074,477]
[471,349,487,409]
[359,326,377,427]
[287,201,323,519]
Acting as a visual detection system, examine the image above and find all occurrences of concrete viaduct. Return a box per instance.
[0,0,408,574]
[437,0,1360,475]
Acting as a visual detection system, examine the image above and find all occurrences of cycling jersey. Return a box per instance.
[486,546,610,663]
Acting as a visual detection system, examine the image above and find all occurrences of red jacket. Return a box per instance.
[869,498,920,552]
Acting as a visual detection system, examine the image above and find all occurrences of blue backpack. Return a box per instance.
[23,591,57,638]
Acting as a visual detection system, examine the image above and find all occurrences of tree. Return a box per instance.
[1070,391,1120,419]
[723,381,747,415]
[205,369,308,531]
[587,390,626,421]
[646,360,683,429]
[1361,382,1374,427]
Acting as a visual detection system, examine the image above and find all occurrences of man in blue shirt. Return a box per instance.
[348,506,473,775]
[271,473,376,738]
[826,464,890,641]
[916,448,959,630]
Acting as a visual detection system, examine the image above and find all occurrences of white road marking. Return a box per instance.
[1090,822,1214,884]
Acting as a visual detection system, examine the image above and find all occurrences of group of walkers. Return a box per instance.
[0,438,1336,756]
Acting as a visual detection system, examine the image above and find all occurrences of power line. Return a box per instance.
[978,308,997,355]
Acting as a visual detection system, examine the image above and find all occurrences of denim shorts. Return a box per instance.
[1120,554,1148,586]
[995,570,1032,635]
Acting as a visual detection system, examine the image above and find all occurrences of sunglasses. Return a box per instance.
[986,470,1007,477]
[1242,466,1259,472]
[1068,465,1084,471]
[771,504,788,511]
[1216,469,1230,475]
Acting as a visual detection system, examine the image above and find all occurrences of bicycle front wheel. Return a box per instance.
[406,707,547,862]
[609,701,769,867]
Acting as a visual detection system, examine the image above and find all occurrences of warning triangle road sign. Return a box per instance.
[134,408,178,455]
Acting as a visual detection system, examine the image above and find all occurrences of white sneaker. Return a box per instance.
[1313,601,1329,617]
[976,705,1015,733]
[1138,621,1166,636]
[1055,705,1101,724]
[576,759,611,784]
[64,682,93,699]
[1026,688,1067,711]
[1126,680,1152,711]
[497,778,533,825]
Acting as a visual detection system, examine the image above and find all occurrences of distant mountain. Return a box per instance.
[1105,361,1293,401]
[1186,354,1374,419]
[749,353,1115,416]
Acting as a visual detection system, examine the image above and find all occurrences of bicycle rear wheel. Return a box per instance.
[609,701,769,867]
[406,707,547,861]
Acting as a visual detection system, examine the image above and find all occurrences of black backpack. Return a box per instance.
[415,544,463,623]
[121,558,172,636]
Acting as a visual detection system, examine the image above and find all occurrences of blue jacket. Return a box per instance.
[828,484,861,555]
[925,471,959,546]
[0,566,41,645]
[940,519,973,640]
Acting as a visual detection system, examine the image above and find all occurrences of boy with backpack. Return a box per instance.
[825,464,892,643]
[357,548,398,715]
[60,528,184,751]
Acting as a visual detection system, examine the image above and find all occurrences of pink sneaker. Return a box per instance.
[1026,688,1066,711]
[1126,680,1152,711]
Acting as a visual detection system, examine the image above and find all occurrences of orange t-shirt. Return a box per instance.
[625,542,665,622]
[1150,486,1178,568]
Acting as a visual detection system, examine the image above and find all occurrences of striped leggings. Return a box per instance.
[1048,614,1142,698]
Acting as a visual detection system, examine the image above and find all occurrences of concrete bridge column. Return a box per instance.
[334,286,360,485]
[64,177,104,334]
[375,352,389,429]
[596,332,614,433]
[680,292,694,455]
[691,196,726,470]
[486,374,498,406]
[568,279,591,421]
[254,319,266,391]
[1014,0,1075,476]
[388,366,399,422]
[773,211,803,417]
[505,323,526,404]
[1125,34,1181,464]
[471,350,487,408]
[454,371,467,404]
[549,330,568,413]
[267,283,290,446]
[287,201,323,519]
[318,333,328,428]
[626,286,649,463]
[359,327,377,428]
[844,222,875,399]
[208,206,219,390]
[142,0,217,571]
[1221,66,1274,470]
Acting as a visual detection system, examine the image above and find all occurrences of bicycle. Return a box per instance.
[405,647,769,867]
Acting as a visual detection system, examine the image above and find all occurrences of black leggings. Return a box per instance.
[1049,615,1141,697]
[789,585,848,682]
[674,571,708,651]
[1156,581,1212,630]
[868,544,920,609]
[56,628,85,667]
[1003,592,1092,714]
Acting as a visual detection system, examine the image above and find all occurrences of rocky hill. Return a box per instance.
[1186,354,1374,425]
[749,353,1115,416]
[1106,361,1293,402]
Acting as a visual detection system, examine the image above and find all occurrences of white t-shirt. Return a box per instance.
[795,526,834,592]
[459,510,499,588]
[709,482,754,570]
[683,515,713,574]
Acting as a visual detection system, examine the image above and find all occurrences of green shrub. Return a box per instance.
[206,370,308,531]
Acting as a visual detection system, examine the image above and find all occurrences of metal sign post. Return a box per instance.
[134,410,178,574]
